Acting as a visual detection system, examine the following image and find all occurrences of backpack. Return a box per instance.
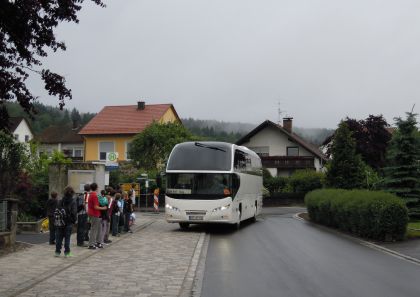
[54,200,68,227]
[76,194,85,212]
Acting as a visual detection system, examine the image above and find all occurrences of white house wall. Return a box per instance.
[241,125,312,157]
[13,120,33,143]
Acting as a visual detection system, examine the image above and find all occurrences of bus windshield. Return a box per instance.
[166,173,239,199]
[166,142,232,171]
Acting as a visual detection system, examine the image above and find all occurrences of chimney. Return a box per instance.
[283,117,293,133]
[137,101,145,110]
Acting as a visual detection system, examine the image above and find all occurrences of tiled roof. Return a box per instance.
[236,120,328,161]
[36,125,83,144]
[8,117,25,132]
[79,104,176,135]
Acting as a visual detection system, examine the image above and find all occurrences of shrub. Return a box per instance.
[305,189,408,241]
[264,176,288,194]
[288,169,325,193]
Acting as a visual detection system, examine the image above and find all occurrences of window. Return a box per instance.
[74,149,83,158]
[14,134,19,140]
[287,146,299,156]
[125,141,132,160]
[62,149,72,157]
[99,142,114,161]
[24,135,30,142]
[248,146,269,157]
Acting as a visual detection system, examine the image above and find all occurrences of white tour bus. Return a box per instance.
[165,141,263,229]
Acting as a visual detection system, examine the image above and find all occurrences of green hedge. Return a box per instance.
[305,189,408,241]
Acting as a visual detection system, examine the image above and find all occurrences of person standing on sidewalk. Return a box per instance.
[76,184,90,247]
[55,186,77,257]
[88,183,107,249]
[111,193,121,237]
[129,183,136,210]
[123,191,133,233]
[46,191,58,245]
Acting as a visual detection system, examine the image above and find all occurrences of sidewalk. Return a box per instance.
[0,215,206,297]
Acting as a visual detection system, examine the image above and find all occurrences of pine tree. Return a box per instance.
[326,121,366,189]
[383,112,420,218]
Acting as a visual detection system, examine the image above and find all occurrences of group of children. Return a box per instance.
[47,183,137,257]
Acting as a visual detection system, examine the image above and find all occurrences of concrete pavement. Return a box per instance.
[0,215,206,297]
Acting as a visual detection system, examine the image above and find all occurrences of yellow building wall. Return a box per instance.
[84,135,135,162]
[159,107,181,124]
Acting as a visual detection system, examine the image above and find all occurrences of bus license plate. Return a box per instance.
[189,216,204,221]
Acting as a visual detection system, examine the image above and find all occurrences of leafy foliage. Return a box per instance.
[323,115,391,169]
[263,169,325,195]
[0,0,104,131]
[305,189,408,241]
[129,122,198,171]
[326,121,366,189]
[382,112,420,218]
[288,169,325,193]
[0,130,26,197]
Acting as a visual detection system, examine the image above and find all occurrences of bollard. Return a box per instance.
[153,188,160,212]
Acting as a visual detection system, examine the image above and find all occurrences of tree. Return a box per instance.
[382,111,420,218]
[323,115,391,170]
[0,0,104,132]
[326,121,366,189]
[0,130,26,197]
[129,122,198,171]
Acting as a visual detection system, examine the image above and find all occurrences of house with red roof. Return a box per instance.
[236,118,328,177]
[79,101,181,162]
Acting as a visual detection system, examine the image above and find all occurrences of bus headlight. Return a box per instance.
[212,204,230,212]
[166,204,180,212]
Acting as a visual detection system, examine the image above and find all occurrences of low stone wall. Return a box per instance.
[0,232,12,249]
[16,219,44,234]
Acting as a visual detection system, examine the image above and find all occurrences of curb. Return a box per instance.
[293,212,420,267]
[178,232,209,297]
[5,219,156,297]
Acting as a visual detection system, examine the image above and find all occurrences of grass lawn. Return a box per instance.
[406,221,420,239]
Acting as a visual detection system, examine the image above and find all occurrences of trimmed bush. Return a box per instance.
[305,189,408,241]
[288,169,325,193]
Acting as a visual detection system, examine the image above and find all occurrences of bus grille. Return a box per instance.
[186,210,207,215]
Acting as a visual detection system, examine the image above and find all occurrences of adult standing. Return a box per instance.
[55,186,77,257]
[46,191,58,245]
[129,183,136,209]
[88,183,107,249]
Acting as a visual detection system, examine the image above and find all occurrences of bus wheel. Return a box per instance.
[179,223,189,230]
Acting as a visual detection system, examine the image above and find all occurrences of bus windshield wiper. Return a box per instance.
[195,142,226,152]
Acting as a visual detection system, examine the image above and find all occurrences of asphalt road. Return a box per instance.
[199,207,420,297]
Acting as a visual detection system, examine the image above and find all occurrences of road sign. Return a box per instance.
[106,152,119,168]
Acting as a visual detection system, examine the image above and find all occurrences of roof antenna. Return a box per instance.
[278,101,286,125]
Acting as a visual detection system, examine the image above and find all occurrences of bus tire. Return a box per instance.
[179,223,189,230]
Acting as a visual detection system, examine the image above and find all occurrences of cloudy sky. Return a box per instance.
[29,0,420,128]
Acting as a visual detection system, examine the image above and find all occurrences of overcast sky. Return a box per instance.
[29,0,420,128]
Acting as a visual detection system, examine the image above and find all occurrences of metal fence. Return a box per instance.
[0,200,8,232]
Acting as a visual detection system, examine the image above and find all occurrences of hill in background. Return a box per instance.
[5,102,333,146]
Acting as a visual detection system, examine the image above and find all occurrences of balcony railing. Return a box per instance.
[261,156,315,169]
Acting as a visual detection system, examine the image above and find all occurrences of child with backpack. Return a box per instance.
[54,186,77,257]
